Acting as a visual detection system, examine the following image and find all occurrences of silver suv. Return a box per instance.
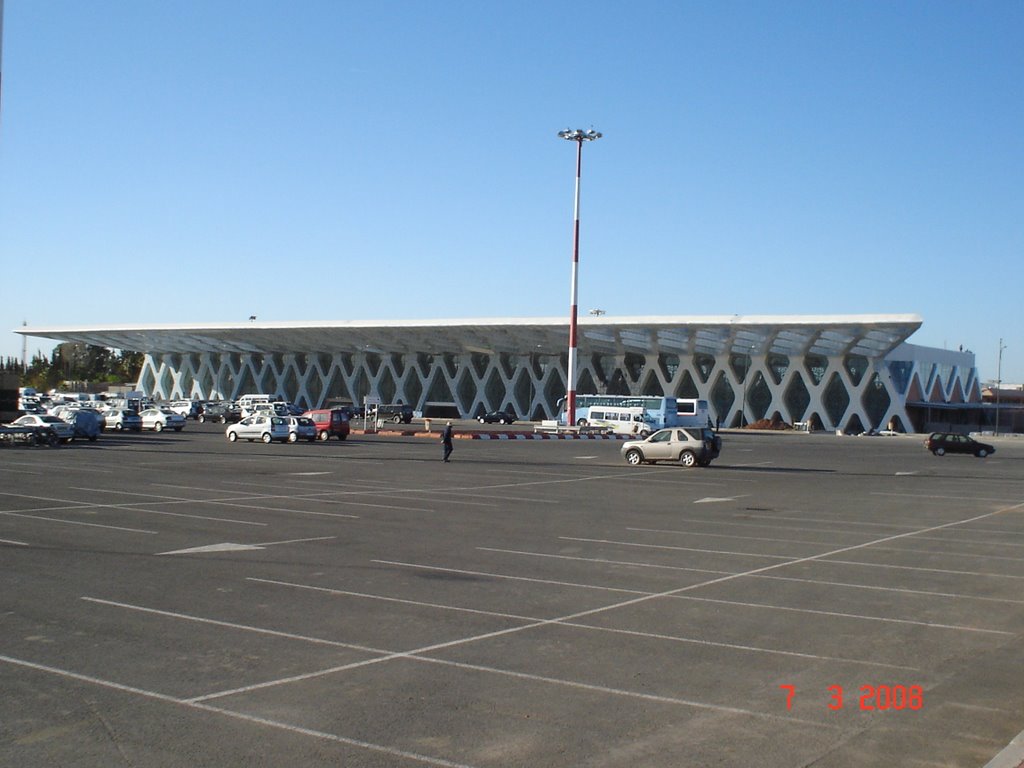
[621,427,721,468]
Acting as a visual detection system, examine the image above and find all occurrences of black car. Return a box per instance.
[478,410,516,425]
[923,432,995,458]
[374,404,414,424]
[198,402,243,424]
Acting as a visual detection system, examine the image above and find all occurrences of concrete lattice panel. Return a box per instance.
[19,314,980,432]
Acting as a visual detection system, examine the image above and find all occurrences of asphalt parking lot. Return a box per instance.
[2,425,1024,767]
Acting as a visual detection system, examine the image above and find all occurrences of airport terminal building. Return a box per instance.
[19,314,981,434]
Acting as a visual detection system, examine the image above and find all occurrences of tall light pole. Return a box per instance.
[558,127,601,426]
[996,338,1007,436]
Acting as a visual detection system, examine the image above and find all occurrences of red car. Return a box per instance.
[302,409,351,441]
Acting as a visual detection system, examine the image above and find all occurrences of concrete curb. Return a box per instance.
[351,429,632,440]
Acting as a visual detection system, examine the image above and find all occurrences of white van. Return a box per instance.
[236,393,273,408]
[582,406,654,436]
[236,394,275,415]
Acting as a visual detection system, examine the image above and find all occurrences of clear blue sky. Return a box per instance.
[2,1,1021,382]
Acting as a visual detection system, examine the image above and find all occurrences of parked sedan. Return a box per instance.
[198,402,243,424]
[620,427,721,468]
[478,410,517,425]
[104,409,143,432]
[9,414,75,442]
[225,415,290,443]
[924,432,995,458]
[285,416,318,443]
[138,408,186,432]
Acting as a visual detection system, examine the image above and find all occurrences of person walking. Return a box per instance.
[441,421,454,463]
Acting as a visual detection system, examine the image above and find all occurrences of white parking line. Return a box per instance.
[754,573,1024,605]
[0,537,30,546]
[80,597,832,727]
[823,558,1024,580]
[872,492,1024,504]
[626,526,867,548]
[377,555,1013,635]
[484,544,1024,606]
[248,577,540,621]
[373,559,649,595]
[0,511,157,534]
[0,653,478,768]
[560,536,797,560]
[662,594,1013,635]
[249,577,918,670]
[0,489,268,526]
[477,547,734,576]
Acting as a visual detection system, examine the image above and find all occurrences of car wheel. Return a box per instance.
[499,418,507,425]
[154,422,163,432]
[318,430,329,441]
[576,419,588,427]
[934,447,945,456]
[976,449,988,458]
[288,432,297,443]
[199,414,206,423]
[624,449,643,466]
[679,450,697,468]
[115,423,123,431]
[392,415,402,423]
[228,432,238,442]
[262,433,272,444]
[478,417,485,423]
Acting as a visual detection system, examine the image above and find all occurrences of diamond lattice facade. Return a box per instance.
[19,314,979,433]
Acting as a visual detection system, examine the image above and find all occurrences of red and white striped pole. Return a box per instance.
[558,128,601,426]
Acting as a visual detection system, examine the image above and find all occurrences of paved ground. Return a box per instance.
[2,424,1023,767]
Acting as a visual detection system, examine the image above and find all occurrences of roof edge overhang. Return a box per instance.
[14,314,924,357]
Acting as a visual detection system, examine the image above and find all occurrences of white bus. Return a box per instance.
[559,395,679,430]
[675,398,711,428]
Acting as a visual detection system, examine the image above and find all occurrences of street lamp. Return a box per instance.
[996,338,1007,435]
[558,127,601,426]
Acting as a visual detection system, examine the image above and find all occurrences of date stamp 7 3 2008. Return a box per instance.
[780,684,924,711]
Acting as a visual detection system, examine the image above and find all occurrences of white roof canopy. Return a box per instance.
[17,314,923,359]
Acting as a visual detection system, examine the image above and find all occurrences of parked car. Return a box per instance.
[303,409,351,441]
[138,408,186,432]
[225,415,290,443]
[8,414,75,442]
[324,401,365,419]
[372,403,414,424]
[620,427,721,468]
[198,402,243,424]
[69,410,104,441]
[285,416,318,443]
[478,410,517,425]
[166,400,204,419]
[923,432,995,458]
[104,409,143,432]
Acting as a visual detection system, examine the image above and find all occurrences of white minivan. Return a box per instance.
[581,406,653,436]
